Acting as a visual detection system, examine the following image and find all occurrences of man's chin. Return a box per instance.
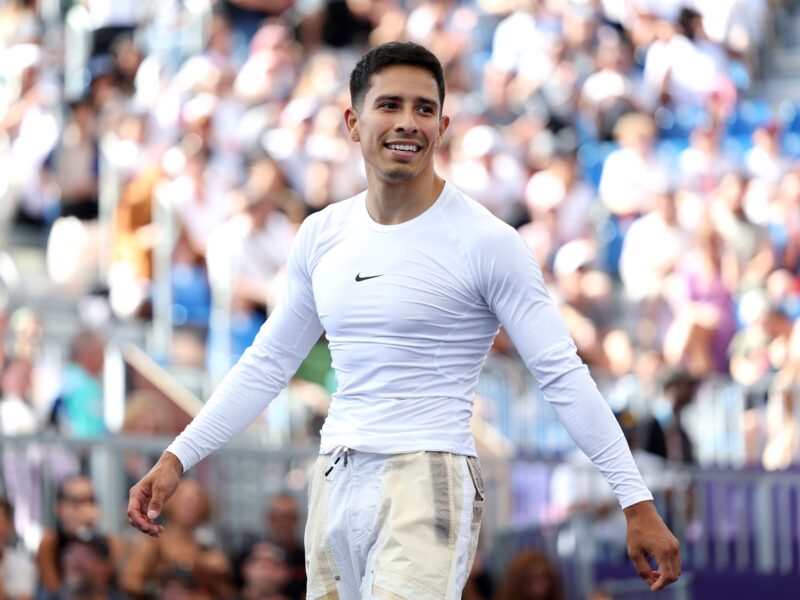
[382,168,415,182]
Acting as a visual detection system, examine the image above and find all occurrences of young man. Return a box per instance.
[128,42,680,598]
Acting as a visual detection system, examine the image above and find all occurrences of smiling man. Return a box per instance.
[128,42,680,599]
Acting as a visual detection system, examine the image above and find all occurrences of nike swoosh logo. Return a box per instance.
[355,273,383,282]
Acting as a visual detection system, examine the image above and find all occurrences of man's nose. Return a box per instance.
[395,108,419,133]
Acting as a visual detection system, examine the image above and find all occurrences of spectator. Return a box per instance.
[655,369,701,465]
[84,0,140,59]
[109,163,162,319]
[120,479,233,599]
[54,330,106,439]
[745,123,791,185]
[710,172,775,293]
[54,98,99,221]
[449,124,527,225]
[579,33,650,141]
[769,172,800,273]
[0,497,36,600]
[0,1,40,49]
[0,356,38,435]
[461,545,493,600]
[261,493,305,599]
[618,189,688,316]
[1,43,60,229]
[643,8,731,110]
[599,112,670,220]
[678,124,737,194]
[8,308,44,363]
[154,565,209,600]
[234,541,291,600]
[663,225,736,376]
[493,549,565,600]
[522,147,595,248]
[36,475,125,595]
[36,534,129,600]
[205,158,296,363]
[120,391,175,489]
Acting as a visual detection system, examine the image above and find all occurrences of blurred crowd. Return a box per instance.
[0,473,585,600]
[1,0,797,457]
[0,475,310,600]
[1,0,800,597]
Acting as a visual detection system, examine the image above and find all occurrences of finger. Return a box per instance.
[127,514,164,537]
[629,551,656,585]
[127,486,163,536]
[146,484,167,521]
[650,547,681,591]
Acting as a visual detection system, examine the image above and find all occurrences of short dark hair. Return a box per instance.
[64,533,111,560]
[349,42,445,112]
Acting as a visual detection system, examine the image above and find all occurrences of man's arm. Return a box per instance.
[478,225,681,589]
[127,217,324,535]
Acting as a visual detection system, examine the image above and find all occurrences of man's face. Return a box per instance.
[345,65,449,184]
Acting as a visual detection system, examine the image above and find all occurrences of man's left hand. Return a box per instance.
[623,500,681,591]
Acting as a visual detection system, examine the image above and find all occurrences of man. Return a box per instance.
[128,42,680,598]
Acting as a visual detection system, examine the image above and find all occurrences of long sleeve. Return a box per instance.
[476,227,653,509]
[166,218,324,470]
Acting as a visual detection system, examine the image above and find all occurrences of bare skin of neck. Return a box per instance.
[364,170,445,225]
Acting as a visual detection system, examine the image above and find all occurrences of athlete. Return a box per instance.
[128,42,681,599]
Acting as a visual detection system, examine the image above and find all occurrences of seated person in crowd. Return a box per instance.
[235,540,291,600]
[36,534,129,600]
[0,497,36,600]
[493,549,565,600]
[120,479,233,599]
[261,493,304,598]
[36,476,124,595]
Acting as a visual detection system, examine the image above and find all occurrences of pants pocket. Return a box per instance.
[306,456,342,599]
[465,456,485,507]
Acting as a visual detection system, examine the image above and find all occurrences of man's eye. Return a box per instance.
[380,103,397,109]
[418,106,434,114]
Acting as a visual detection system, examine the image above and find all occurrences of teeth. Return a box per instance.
[387,144,419,152]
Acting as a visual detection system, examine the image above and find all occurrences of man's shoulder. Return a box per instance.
[441,183,516,239]
[300,194,363,234]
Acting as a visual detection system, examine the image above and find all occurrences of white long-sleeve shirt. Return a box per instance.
[167,182,652,508]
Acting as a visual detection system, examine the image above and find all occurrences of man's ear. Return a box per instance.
[344,107,360,142]
[436,115,450,148]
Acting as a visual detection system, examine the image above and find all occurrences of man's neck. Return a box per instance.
[365,172,445,225]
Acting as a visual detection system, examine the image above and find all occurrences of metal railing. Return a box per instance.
[3,434,800,599]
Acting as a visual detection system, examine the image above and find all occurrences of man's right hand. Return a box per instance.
[127,451,183,537]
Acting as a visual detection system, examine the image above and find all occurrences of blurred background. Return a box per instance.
[1,0,800,598]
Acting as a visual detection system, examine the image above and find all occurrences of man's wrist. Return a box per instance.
[623,499,656,520]
[160,451,185,476]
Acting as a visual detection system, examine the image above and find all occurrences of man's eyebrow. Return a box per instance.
[373,94,440,109]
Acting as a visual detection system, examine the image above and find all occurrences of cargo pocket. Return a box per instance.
[464,456,484,574]
[306,456,342,599]
[465,456,485,518]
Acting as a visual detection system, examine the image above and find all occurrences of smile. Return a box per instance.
[385,143,421,153]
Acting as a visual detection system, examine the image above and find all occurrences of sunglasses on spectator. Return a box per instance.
[61,494,96,505]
